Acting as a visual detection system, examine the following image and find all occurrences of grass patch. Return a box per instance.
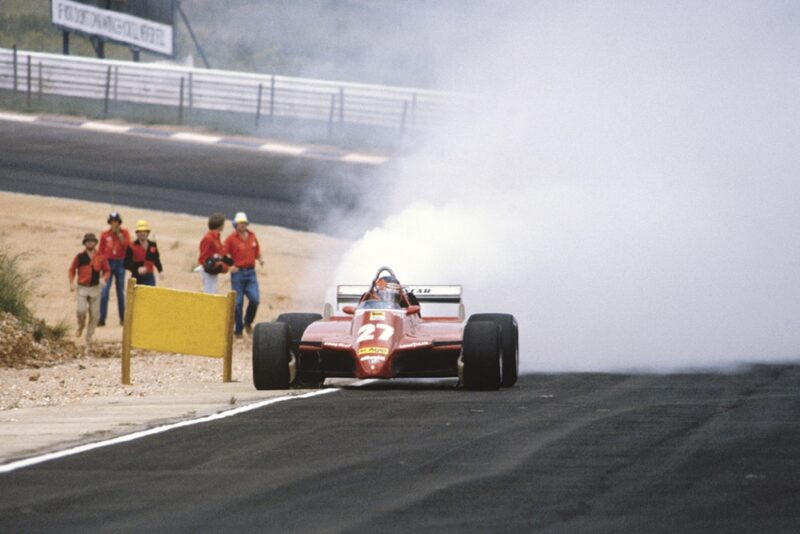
[0,245,67,341]
[0,248,33,323]
[32,318,69,342]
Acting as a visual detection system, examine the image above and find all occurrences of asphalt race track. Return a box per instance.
[0,120,379,236]
[2,121,800,532]
[2,368,800,533]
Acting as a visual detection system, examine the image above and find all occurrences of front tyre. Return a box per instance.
[469,313,519,387]
[252,322,292,390]
[275,313,324,388]
[462,321,502,390]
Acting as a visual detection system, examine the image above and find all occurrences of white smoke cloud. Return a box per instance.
[333,1,800,372]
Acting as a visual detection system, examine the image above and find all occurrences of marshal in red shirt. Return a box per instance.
[99,228,131,261]
[69,251,110,287]
[198,230,228,264]
[225,230,261,269]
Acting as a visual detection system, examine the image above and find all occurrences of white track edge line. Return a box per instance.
[0,388,338,474]
[259,143,306,155]
[80,121,132,133]
[0,111,37,123]
[0,112,389,163]
[340,153,388,165]
[171,132,223,144]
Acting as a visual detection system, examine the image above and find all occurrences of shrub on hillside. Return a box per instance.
[0,247,77,368]
[0,247,67,342]
[0,248,33,323]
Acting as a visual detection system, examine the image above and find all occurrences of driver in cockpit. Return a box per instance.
[360,274,410,309]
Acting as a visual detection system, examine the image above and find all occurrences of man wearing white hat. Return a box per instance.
[225,212,264,337]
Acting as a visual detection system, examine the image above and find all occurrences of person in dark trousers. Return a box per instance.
[124,220,163,286]
[98,211,130,326]
[68,233,110,343]
[225,212,263,337]
[198,212,232,294]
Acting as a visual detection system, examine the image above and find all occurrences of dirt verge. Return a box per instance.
[0,191,349,410]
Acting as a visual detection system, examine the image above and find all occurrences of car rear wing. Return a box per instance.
[335,285,464,318]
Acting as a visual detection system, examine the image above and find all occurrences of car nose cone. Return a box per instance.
[358,354,388,376]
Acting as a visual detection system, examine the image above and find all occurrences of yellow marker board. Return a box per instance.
[121,279,235,384]
[131,285,231,357]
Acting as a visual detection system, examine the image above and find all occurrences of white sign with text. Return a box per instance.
[51,0,173,56]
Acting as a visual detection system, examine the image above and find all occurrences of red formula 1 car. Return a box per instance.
[252,267,518,390]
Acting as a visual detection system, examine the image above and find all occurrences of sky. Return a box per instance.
[329,1,800,372]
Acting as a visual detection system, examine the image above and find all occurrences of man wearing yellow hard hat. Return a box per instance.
[124,220,164,286]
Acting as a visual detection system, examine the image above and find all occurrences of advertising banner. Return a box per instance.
[51,0,174,56]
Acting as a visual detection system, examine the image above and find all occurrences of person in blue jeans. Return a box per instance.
[225,212,263,338]
[231,268,260,337]
[98,212,130,326]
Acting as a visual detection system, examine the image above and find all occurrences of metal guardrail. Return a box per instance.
[0,46,454,134]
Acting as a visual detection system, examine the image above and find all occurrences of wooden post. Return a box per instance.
[223,290,236,382]
[255,82,263,128]
[113,66,119,102]
[399,101,408,142]
[26,55,31,107]
[187,72,193,114]
[12,45,17,93]
[269,75,275,122]
[37,61,43,102]
[338,87,345,126]
[121,279,137,385]
[410,93,417,128]
[103,66,112,117]
[178,77,185,124]
[327,94,336,137]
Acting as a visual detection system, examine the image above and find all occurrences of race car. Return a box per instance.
[252,266,518,390]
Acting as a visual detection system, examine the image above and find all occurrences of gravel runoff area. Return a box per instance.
[0,191,349,411]
[0,340,256,411]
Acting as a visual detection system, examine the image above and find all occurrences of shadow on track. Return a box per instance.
[339,377,461,391]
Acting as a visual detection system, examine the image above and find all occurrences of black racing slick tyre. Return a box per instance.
[252,322,292,390]
[462,321,502,391]
[275,313,323,344]
[275,313,324,388]
[469,313,519,387]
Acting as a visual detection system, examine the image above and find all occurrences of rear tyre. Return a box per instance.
[252,322,291,390]
[275,313,324,388]
[469,313,519,387]
[462,321,502,390]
